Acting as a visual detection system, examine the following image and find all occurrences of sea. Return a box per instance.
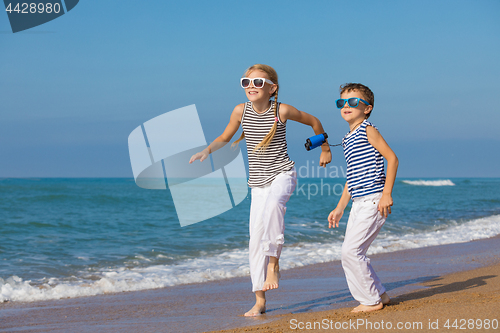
[1,177,499,303]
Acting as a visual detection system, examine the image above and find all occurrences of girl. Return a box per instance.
[189,64,331,316]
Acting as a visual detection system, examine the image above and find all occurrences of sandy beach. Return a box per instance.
[1,235,499,333]
[211,259,500,333]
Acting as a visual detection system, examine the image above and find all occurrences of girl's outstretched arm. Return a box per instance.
[189,104,244,163]
[279,104,332,167]
[366,125,399,217]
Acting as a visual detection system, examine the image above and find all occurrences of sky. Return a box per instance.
[1,0,499,178]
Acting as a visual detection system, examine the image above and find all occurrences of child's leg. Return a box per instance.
[261,169,296,290]
[244,291,266,317]
[341,193,386,309]
[246,168,296,314]
[249,168,296,292]
[249,186,270,293]
[246,187,269,316]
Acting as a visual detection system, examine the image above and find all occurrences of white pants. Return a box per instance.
[249,167,297,292]
[341,192,386,305]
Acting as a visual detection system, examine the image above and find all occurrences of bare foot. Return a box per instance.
[351,303,383,313]
[381,292,390,305]
[262,264,280,291]
[244,304,266,317]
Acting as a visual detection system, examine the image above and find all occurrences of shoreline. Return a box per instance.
[211,262,500,333]
[1,235,499,332]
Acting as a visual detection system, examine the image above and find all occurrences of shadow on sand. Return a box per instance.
[390,274,497,305]
[266,276,439,314]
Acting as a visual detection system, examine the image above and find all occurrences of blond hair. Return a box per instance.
[232,64,279,153]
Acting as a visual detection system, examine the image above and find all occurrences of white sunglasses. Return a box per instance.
[240,77,275,89]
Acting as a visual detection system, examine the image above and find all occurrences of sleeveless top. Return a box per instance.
[342,120,386,198]
[241,101,295,188]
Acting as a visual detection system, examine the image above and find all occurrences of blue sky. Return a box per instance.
[1,0,499,177]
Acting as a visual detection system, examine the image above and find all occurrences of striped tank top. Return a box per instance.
[342,120,386,198]
[241,101,295,188]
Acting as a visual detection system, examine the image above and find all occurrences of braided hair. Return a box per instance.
[232,64,279,153]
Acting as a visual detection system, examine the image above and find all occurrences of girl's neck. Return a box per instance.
[251,100,272,114]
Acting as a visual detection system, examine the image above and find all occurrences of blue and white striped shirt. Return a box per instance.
[342,120,386,198]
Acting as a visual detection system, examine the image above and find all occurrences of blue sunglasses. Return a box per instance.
[336,98,371,109]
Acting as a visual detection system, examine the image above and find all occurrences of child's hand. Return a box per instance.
[378,193,393,217]
[320,150,332,167]
[328,208,343,228]
[189,149,209,163]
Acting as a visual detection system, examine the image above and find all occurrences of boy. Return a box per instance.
[328,83,398,312]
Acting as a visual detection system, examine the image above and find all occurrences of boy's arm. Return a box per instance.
[328,181,351,228]
[366,126,399,217]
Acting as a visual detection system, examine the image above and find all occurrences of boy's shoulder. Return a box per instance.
[365,120,382,132]
[364,120,383,136]
[363,120,377,129]
[343,120,381,147]
[344,120,378,138]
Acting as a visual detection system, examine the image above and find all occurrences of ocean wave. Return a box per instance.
[402,179,455,186]
[2,214,500,303]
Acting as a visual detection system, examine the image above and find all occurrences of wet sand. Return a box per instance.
[1,235,499,333]
[211,263,500,333]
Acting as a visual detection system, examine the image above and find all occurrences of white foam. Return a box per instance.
[2,214,500,303]
[402,179,455,186]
